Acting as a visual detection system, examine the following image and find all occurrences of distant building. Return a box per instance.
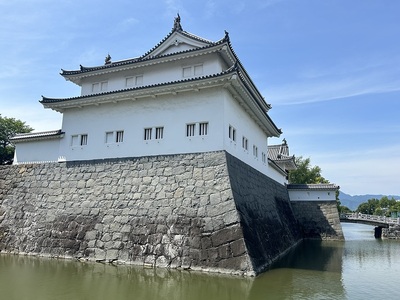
[11,15,296,184]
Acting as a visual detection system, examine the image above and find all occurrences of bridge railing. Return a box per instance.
[340,213,400,225]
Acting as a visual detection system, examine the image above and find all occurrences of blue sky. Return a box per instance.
[1,0,399,196]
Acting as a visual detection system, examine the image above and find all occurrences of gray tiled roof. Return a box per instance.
[287,184,340,190]
[10,129,64,142]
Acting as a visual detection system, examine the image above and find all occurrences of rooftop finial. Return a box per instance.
[105,53,111,65]
[173,13,182,31]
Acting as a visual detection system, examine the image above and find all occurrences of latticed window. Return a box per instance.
[155,127,164,139]
[186,124,195,137]
[80,134,88,146]
[144,128,152,140]
[199,122,208,136]
[116,131,124,143]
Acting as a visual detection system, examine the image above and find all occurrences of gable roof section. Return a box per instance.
[268,139,296,170]
[61,15,225,85]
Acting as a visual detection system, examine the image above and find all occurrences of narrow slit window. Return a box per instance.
[242,136,248,150]
[262,152,266,163]
[253,145,258,157]
[229,125,236,141]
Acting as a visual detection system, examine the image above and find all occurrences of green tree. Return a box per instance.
[356,198,380,215]
[288,156,350,213]
[0,115,33,164]
[288,156,329,184]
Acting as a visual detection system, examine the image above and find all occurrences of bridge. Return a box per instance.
[340,213,400,228]
[340,213,400,238]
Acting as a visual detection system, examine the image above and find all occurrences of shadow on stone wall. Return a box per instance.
[225,153,302,274]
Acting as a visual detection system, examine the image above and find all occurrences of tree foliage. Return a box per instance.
[288,156,329,184]
[288,156,351,213]
[356,196,400,216]
[0,115,33,164]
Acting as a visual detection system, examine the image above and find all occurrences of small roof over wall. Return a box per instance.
[287,184,340,191]
[10,129,64,143]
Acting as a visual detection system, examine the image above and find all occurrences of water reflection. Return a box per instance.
[1,223,400,300]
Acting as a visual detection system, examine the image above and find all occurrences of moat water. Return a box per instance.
[1,223,399,300]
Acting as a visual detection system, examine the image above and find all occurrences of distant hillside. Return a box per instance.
[339,191,400,211]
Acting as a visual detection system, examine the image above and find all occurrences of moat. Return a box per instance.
[1,223,399,300]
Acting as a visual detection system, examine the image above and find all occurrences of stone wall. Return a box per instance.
[0,151,301,276]
[290,201,344,240]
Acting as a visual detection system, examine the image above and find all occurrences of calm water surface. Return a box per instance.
[1,223,399,300]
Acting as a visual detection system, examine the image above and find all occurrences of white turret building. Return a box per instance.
[11,15,296,184]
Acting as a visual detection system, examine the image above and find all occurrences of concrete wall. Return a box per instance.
[0,151,301,276]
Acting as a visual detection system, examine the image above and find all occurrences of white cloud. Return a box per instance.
[264,55,400,105]
[304,144,400,195]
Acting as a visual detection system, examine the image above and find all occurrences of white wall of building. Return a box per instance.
[222,90,282,181]
[80,54,225,96]
[13,139,61,164]
[59,88,225,161]
[288,190,337,201]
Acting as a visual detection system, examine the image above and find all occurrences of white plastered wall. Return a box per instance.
[13,139,61,164]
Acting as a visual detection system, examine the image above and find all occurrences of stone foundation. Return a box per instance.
[0,151,301,276]
[290,201,344,240]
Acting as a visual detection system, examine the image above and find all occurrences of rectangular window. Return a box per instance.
[71,135,79,146]
[229,125,236,141]
[105,131,114,143]
[125,77,134,87]
[182,67,191,77]
[92,81,108,92]
[92,83,99,93]
[116,131,124,143]
[80,134,88,146]
[182,64,203,78]
[242,136,248,150]
[100,81,108,91]
[135,75,143,85]
[144,128,152,140]
[194,65,203,76]
[186,124,195,137]
[253,145,258,157]
[199,122,208,136]
[155,127,164,139]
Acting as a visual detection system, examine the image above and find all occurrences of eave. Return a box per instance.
[61,36,226,86]
[42,68,281,137]
[287,184,340,191]
[42,71,237,111]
